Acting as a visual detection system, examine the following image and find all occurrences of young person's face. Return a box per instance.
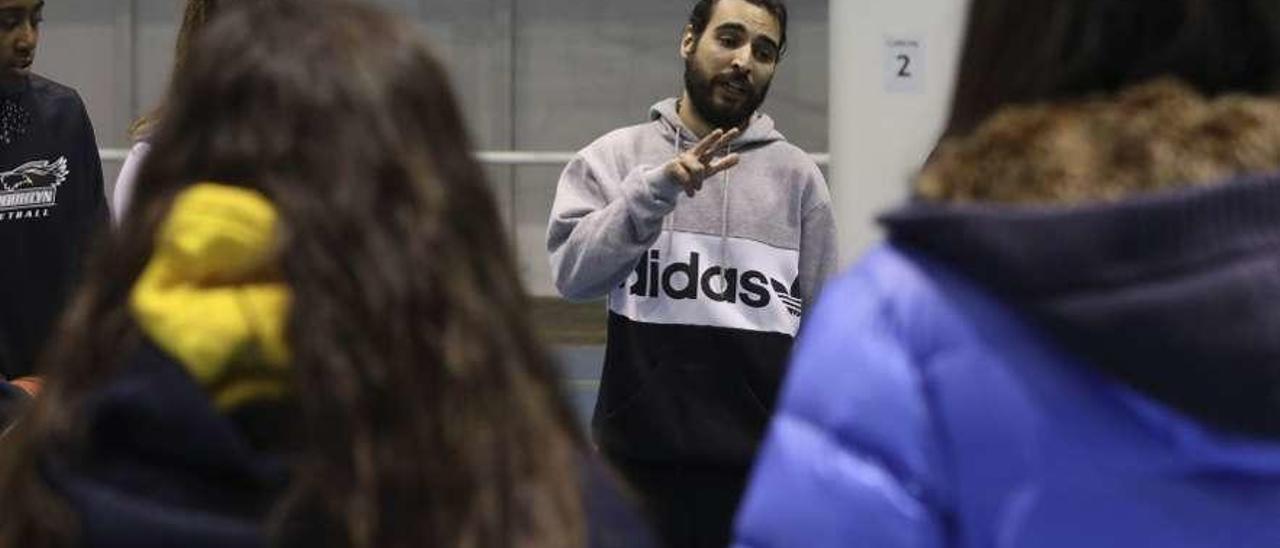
[0,0,40,81]
[681,0,781,129]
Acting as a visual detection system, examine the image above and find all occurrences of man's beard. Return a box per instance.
[683,56,771,130]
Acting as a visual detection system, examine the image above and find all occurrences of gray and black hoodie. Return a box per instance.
[547,99,837,467]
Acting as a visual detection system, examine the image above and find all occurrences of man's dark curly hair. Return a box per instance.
[687,0,788,57]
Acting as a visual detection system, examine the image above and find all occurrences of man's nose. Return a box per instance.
[730,47,752,74]
[14,22,35,52]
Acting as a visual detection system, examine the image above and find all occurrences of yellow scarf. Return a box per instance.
[129,183,291,411]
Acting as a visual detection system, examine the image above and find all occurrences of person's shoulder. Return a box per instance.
[788,243,1008,425]
[27,74,91,130]
[746,135,824,194]
[570,122,666,177]
[817,244,940,323]
[127,141,152,156]
[765,137,815,160]
[814,244,1000,354]
[582,121,660,155]
[769,140,823,175]
[28,74,85,107]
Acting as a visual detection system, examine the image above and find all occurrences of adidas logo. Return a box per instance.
[620,250,802,316]
[769,278,803,317]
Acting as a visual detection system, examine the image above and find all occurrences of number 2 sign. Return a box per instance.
[884,37,925,93]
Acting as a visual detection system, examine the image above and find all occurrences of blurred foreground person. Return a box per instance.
[0,1,652,547]
[736,0,1280,546]
[112,0,253,220]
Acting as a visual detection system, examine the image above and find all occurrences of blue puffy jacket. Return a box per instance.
[733,174,1280,547]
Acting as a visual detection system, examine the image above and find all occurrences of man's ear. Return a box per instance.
[680,25,696,60]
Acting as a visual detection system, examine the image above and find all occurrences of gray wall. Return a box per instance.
[37,0,827,296]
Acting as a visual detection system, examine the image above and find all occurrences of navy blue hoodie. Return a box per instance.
[40,340,655,548]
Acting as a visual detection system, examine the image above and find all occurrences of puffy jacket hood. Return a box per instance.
[882,81,1280,437]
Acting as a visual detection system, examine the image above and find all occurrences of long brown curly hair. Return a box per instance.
[129,0,249,138]
[0,1,587,546]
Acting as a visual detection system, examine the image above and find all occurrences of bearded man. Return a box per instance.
[546,1,835,545]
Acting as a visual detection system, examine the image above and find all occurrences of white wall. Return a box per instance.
[828,0,968,263]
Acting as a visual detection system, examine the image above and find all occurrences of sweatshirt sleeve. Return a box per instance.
[111,142,150,223]
[546,151,683,301]
[796,170,838,308]
[76,97,108,231]
[68,94,107,283]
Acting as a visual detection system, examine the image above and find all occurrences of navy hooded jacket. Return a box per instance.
[39,341,655,548]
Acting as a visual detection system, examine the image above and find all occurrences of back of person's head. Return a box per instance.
[172,0,233,76]
[0,1,587,546]
[945,0,1280,138]
[687,0,789,57]
[130,0,262,138]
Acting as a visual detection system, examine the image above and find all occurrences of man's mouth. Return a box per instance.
[12,57,32,70]
[717,78,751,99]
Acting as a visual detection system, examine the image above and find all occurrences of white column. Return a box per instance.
[828,0,969,264]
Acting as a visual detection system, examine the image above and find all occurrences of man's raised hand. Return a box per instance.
[665,128,741,197]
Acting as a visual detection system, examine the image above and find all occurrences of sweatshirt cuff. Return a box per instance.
[617,165,681,241]
[645,165,683,202]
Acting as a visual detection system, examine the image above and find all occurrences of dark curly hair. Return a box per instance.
[688,0,788,57]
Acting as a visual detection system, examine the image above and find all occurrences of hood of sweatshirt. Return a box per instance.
[648,98,785,152]
[882,80,1280,438]
[646,98,794,279]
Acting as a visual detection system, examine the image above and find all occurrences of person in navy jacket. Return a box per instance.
[735,0,1280,546]
[0,0,108,389]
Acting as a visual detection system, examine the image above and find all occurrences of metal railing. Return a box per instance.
[99,148,830,167]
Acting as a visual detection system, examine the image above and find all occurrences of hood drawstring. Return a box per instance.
[666,120,736,291]
[667,130,680,254]
[719,146,732,279]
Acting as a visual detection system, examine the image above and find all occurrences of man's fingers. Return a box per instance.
[689,128,742,160]
[697,127,741,165]
[672,132,740,198]
[680,155,707,181]
[700,127,741,161]
[707,153,740,176]
[713,127,741,154]
[667,161,690,185]
[690,128,725,157]
[666,161,697,197]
